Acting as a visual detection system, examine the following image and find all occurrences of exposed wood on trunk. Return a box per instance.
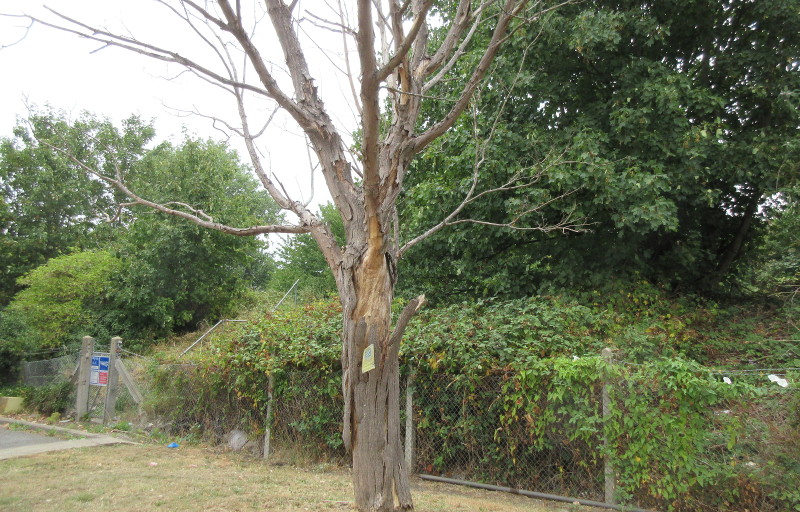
[344,292,426,511]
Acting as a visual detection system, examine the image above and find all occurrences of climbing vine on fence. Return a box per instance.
[143,294,799,511]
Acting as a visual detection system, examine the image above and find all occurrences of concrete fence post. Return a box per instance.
[103,337,122,425]
[601,347,617,506]
[75,336,94,419]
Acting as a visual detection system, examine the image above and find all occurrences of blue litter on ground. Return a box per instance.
[167,442,179,448]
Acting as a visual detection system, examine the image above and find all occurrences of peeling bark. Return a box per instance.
[340,232,426,510]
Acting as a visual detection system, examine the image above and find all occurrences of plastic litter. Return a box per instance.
[167,442,180,448]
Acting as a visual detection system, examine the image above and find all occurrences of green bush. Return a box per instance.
[21,381,73,416]
[142,290,799,510]
[1,251,120,353]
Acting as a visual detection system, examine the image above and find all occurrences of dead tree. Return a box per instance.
[18,1,578,510]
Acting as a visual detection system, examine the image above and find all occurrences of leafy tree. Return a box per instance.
[399,0,800,300]
[1,114,281,352]
[106,137,283,339]
[753,186,800,333]
[1,250,121,353]
[0,110,154,304]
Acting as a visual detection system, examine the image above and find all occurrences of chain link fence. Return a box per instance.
[258,361,798,511]
[412,365,799,511]
[16,348,798,511]
[268,369,347,462]
[19,349,146,422]
[410,372,604,501]
[21,352,78,386]
[679,372,797,512]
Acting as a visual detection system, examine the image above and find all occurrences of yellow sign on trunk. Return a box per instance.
[362,344,375,373]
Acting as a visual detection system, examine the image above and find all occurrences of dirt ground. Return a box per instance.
[0,442,600,512]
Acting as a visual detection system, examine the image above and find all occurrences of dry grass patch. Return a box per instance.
[0,443,597,512]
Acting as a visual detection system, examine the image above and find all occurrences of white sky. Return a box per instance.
[0,0,356,212]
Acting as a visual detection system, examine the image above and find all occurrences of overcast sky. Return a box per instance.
[1,2,206,139]
[0,0,355,210]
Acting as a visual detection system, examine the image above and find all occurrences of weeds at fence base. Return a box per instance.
[266,443,348,468]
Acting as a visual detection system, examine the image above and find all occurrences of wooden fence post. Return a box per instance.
[103,337,122,425]
[75,336,94,419]
[602,347,617,506]
[404,371,416,475]
[263,372,274,460]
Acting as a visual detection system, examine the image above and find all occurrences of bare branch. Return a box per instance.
[303,135,317,208]
[336,0,362,117]
[382,85,460,103]
[0,14,33,50]
[421,0,474,79]
[181,0,229,30]
[160,0,236,80]
[215,0,319,127]
[31,8,267,98]
[161,201,216,222]
[163,103,243,140]
[302,10,356,36]
[399,160,590,257]
[233,86,293,211]
[375,0,434,83]
[445,206,591,232]
[37,136,311,237]
[400,30,589,257]
[410,0,527,154]
[423,5,484,92]
[295,17,354,81]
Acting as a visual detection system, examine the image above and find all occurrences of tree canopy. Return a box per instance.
[0,110,154,304]
[107,137,282,337]
[399,0,800,301]
[0,112,282,359]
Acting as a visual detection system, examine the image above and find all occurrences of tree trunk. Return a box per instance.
[339,239,421,511]
[346,314,412,511]
[703,188,761,289]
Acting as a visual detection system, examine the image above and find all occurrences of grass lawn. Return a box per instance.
[0,443,598,511]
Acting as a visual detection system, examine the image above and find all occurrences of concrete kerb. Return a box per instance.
[0,416,136,460]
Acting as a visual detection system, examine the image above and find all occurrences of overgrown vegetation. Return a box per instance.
[1,1,797,509]
[0,110,282,380]
[142,284,798,511]
[20,380,74,416]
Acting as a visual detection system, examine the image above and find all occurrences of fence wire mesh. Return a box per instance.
[21,352,77,386]
[268,369,347,462]
[411,372,604,501]
[118,353,153,396]
[19,348,797,511]
[267,365,797,511]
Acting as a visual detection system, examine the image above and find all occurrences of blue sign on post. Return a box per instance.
[90,353,110,386]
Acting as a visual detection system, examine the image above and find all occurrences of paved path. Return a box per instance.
[0,417,133,459]
[0,426,63,448]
